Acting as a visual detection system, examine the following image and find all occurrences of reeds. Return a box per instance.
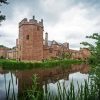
[0,59,82,70]
[22,74,43,100]
[44,81,98,100]
[26,75,99,100]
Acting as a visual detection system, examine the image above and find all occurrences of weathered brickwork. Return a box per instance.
[7,49,17,59]
[18,17,43,61]
[0,47,8,58]
[43,43,69,59]
[15,16,90,61]
[0,16,90,61]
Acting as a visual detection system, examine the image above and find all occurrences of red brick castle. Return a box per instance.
[18,16,43,61]
[0,16,90,61]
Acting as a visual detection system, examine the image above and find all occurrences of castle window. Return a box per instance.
[37,26,40,31]
[20,46,21,50]
[56,53,58,56]
[26,35,29,40]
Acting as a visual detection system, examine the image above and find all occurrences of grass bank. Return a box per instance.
[0,59,82,70]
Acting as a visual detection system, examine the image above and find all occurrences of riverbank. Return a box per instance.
[0,59,82,70]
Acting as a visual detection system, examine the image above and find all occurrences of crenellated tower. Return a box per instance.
[18,16,44,61]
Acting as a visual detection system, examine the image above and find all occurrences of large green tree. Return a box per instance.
[0,0,8,23]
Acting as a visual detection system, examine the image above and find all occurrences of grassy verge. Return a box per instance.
[0,59,82,70]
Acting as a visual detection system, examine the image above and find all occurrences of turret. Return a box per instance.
[19,16,43,28]
[18,16,44,61]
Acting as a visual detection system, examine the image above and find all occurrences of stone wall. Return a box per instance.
[0,47,7,58]
[7,49,18,60]
[16,16,90,61]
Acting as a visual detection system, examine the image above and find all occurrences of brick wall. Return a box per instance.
[17,17,90,61]
[18,17,43,61]
[0,47,7,58]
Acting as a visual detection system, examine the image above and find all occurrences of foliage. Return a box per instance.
[0,55,5,59]
[59,52,72,59]
[81,33,100,99]
[0,59,82,70]
[25,75,99,100]
[0,45,7,47]
[65,52,72,59]
[0,0,8,4]
[81,33,100,65]
[23,75,43,100]
[0,0,8,23]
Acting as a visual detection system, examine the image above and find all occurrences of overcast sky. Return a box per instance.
[0,0,100,50]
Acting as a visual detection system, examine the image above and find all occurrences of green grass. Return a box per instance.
[0,59,82,70]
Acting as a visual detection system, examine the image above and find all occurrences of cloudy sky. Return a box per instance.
[0,0,100,50]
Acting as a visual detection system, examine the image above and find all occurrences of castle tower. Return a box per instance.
[18,16,44,61]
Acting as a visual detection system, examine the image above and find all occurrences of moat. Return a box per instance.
[0,64,89,100]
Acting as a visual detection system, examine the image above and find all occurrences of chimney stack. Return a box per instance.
[33,16,35,20]
[41,19,43,26]
[45,32,48,46]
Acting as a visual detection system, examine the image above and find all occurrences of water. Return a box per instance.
[0,72,18,100]
[43,72,89,95]
[0,64,89,100]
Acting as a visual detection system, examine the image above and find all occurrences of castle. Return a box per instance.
[0,16,90,61]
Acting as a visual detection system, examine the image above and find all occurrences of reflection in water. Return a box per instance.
[43,72,89,95]
[0,72,18,100]
[0,64,89,99]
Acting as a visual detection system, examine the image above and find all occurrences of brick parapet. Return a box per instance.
[19,17,43,28]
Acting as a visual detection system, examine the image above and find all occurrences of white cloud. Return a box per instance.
[0,0,100,49]
[0,6,32,47]
[40,0,67,13]
[44,5,100,49]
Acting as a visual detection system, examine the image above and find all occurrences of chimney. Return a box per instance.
[41,19,43,23]
[67,43,69,49]
[16,39,18,47]
[41,19,43,26]
[33,16,35,20]
[45,32,48,46]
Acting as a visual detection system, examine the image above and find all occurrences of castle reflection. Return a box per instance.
[0,64,89,99]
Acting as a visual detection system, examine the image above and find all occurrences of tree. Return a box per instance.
[81,33,100,99]
[81,33,100,65]
[0,0,8,23]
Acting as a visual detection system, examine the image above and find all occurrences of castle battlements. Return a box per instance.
[19,16,43,27]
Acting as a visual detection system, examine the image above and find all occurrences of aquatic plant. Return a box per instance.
[0,59,82,70]
[20,74,43,100]
[25,75,99,100]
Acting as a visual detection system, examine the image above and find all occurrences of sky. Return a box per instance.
[0,0,100,50]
